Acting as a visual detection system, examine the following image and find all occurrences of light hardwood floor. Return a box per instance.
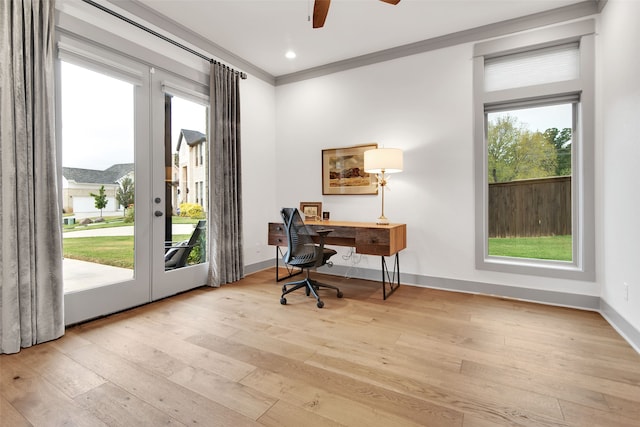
[2,269,639,426]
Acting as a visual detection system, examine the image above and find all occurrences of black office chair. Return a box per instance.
[165,220,206,270]
[279,208,343,308]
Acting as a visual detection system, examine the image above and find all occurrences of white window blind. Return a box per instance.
[484,43,579,92]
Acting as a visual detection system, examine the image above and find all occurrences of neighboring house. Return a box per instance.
[62,163,134,214]
[175,129,207,210]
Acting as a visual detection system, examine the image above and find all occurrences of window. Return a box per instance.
[473,20,595,280]
[487,102,574,261]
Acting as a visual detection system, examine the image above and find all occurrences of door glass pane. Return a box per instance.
[164,95,208,271]
[61,61,135,292]
[486,103,573,261]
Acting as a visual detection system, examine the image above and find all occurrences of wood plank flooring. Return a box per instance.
[2,269,639,426]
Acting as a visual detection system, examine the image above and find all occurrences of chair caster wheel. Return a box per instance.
[337,291,343,298]
[280,297,287,305]
[317,300,324,309]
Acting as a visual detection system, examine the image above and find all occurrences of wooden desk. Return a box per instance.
[268,220,407,299]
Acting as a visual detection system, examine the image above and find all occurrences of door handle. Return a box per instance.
[154,210,163,217]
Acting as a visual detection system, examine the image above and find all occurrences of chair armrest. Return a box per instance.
[316,228,334,236]
[165,243,196,250]
[316,228,333,247]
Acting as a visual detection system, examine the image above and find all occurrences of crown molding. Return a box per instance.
[276,1,600,86]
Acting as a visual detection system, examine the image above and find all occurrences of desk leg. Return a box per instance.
[275,246,303,282]
[381,253,400,300]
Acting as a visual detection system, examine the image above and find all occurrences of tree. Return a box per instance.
[511,130,557,180]
[116,177,135,217]
[487,114,557,183]
[89,185,108,217]
[487,115,522,182]
[543,127,572,176]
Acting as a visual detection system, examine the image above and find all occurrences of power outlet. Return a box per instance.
[624,282,629,301]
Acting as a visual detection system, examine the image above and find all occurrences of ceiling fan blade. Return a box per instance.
[380,0,401,4]
[313,0,330,28]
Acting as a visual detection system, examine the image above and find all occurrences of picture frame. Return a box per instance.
[299,202,322,220]
[322,143,379,195]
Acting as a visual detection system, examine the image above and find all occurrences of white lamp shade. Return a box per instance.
[364,148,403,174]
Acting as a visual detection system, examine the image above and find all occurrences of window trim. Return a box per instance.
[473,20,595,281]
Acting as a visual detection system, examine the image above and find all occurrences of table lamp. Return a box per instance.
[364,147,403,224]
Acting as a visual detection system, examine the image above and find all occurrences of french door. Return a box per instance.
[58,37,209,324]
[151,69,209,300]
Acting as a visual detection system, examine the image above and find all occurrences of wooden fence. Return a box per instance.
[489,176,571,238]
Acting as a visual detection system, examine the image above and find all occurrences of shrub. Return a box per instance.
[124,205,135,223]
[187,233,206,265]
[179,203,205,219]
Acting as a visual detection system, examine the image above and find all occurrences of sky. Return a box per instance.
[61,61,206,170]
[490,103,573,133]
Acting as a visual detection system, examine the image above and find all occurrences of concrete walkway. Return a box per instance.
[63,258,133,293]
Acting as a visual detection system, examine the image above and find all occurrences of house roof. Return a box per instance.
[176,129,206,152]
[62,163,134,185]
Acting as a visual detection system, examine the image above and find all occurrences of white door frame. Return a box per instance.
[58,37,210,324]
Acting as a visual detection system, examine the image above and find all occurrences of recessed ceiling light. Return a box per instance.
[285,50,296,59]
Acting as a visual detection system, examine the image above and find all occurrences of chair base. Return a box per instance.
[280,272,343,308]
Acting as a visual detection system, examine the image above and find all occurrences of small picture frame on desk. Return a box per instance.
[300,202,322,221]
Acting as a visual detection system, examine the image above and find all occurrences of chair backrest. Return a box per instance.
[165,219,206,270]
[280,208,316,265]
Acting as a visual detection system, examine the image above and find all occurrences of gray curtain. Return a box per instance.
[1,0,64,354]
[207,62,244,287]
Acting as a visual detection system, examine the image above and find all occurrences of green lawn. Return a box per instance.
[64,236,135,268]
[64,234,191,269]
[488,235,572,261]
[63,216,129,232]
[63,216,202,268]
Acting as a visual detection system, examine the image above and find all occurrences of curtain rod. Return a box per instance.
[82,0,247,79]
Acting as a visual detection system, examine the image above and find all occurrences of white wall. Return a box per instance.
[599,0,640,333]
[241,76,277,266]
[274,25,602,301]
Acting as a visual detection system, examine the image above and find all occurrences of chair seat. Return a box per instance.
[287,247,337,268]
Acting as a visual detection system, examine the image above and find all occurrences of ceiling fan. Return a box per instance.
[312,0,401,29]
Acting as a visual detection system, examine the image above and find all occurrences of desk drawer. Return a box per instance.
[356,228,390,256]
[268,223,286,246]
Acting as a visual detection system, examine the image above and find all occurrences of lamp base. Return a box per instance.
[376,215,390,225]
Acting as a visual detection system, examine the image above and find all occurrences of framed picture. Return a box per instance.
[322,143,378,195]
[299,202,322,220]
